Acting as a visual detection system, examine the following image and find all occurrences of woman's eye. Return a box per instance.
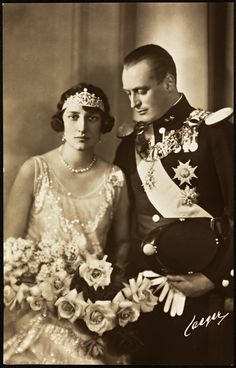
[88,115,99,121]
[69,114,79,121]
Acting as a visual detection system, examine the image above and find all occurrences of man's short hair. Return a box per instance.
[123,44,177,84]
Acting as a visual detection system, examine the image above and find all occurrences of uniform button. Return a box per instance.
[143,243,157,256]
[230,269,234,277]
[222,279,229,287]
[152,214,160,222]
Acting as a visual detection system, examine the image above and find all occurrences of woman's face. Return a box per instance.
[63,105,102,151]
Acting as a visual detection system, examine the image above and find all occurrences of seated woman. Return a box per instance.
[4,82,130,364]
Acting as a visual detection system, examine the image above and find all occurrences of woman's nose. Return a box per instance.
[77,116,86,132]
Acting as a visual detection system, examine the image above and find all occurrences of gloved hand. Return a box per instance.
[166,273,215,297]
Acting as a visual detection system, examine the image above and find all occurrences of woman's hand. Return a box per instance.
[166,273,215,297]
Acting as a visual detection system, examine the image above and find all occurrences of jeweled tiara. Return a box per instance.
[62,88,105,111]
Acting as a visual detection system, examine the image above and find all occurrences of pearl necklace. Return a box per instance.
[59,146,97,174]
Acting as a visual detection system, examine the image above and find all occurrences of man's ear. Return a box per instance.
[164,73,176,92]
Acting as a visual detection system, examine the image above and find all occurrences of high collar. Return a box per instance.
[153,94,195,130]
[120,94,195,138]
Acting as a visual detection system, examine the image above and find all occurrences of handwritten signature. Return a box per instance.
[184,311,229,337]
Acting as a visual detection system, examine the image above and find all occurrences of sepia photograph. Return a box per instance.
[3,2,234,365]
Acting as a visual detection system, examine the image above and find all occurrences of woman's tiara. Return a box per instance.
[62,88,105,111]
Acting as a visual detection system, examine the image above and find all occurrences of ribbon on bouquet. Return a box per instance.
[142,270,186,317]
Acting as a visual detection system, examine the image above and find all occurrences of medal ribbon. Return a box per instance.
[135,125,213,218]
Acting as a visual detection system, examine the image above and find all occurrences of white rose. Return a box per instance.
[136,288,158,313]
[79,254,113,291]
[27,295,45,311]
[55,289,87,323]
[122,274,158,312]
[117,300,140,327]
[84,300,116,336]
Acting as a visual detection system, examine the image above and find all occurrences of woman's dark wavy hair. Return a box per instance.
[51,82,114,134]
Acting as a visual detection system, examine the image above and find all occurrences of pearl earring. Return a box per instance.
[62,134,66,143]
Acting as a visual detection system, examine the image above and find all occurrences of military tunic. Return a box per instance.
[114,94,233,364]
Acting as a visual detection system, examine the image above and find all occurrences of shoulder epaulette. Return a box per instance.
[186,107,233,127]
[116,121,136,138]
[117,107,233,137]
[205,107,233,125]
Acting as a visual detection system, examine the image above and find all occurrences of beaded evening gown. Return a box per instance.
[4,155,128,365]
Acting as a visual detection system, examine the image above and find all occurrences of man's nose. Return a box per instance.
[130,93,141,109]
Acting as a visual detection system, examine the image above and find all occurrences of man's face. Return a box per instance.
[122,59,172,123]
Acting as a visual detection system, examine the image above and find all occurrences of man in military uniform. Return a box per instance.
[114,44,233,364]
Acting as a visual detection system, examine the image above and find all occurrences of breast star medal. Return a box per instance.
[173,160,199,206]
[173,160,198,186]
[180,185,199,206]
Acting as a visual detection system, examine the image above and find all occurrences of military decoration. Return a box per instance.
[136,109,211,162]
[173,160,198,186]
[180,185,199,206]
[182,126,199,152]
[142,164,156,191]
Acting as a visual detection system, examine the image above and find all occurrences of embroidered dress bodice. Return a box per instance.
[26,155,124,256]
[4,155,128,365]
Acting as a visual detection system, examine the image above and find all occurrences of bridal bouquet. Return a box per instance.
[4,235,186,357]
[3,236,161,354]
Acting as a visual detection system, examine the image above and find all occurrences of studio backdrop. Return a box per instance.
[3,2,233,204]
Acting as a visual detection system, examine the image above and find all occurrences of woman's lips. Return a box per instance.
[74,136,88,141]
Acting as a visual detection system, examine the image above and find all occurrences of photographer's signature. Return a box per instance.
[184,311,229,337]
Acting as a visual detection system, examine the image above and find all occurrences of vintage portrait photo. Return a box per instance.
[3,2,234,365]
